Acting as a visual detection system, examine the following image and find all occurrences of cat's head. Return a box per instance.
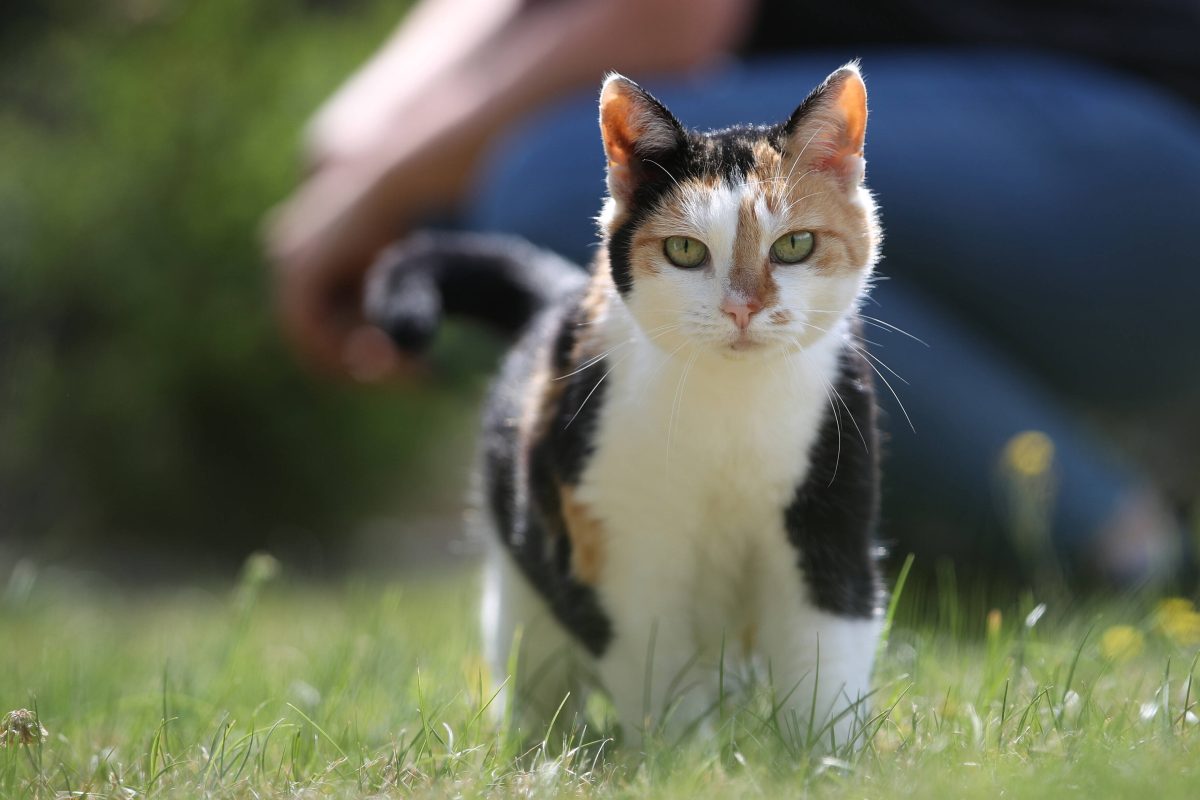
[598,64,880,359]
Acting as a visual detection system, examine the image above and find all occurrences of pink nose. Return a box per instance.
[721,296,763,330]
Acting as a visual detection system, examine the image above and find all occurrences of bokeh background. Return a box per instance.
[3,7,1200,796]
[0,0,491,575]
[2,0,1197,588]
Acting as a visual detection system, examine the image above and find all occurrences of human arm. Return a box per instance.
[266,0,753,379]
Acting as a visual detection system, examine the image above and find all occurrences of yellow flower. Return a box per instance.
[986,609,1003,640]
[1156,597,1193,616]
[1154,598,1200,646]
[1100,625,1144,662]
[1002,431,1055,478]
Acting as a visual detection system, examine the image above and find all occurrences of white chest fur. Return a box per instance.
[573,305,840,632]
[577,303,841,575]
[556,307,877,741]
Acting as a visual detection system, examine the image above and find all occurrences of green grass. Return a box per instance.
[3,559,1200,798]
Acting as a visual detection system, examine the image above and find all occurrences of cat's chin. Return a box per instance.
[729,338,764,352]
[717,337,778,361]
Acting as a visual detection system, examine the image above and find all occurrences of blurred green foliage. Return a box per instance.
[0,0,488,566]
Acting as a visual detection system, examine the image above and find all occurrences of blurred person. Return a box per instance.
[267,0,1200,585]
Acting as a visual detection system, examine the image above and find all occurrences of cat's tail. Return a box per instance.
[364,231,587,353]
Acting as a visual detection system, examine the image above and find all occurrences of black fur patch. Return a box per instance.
[482,302,613,656]
[770,66,846,151]
[367,231,587,353]
[782,322,882,618]
[549,357,608,487]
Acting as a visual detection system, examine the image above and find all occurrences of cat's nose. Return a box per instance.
[720,296,763,330]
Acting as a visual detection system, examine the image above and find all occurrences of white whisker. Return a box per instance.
[796,344,843,483]
[782,190,829,215]
[794,123,828,163]
[775,121,828,202]
[857,314,929,347]
[796,319,915,434]
[640,336,692,404]
[554,338,633,380]
[666,346,700,470]
[844,341,915,434]
[782,168,816,200]
[644,158,684,194]
[556,321,682,381]
[822,362,869,452]
[803,310,927,348]
[848,340,908,386]
[565,351,629,428]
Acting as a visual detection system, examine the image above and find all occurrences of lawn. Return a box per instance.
[3,556,1200,798]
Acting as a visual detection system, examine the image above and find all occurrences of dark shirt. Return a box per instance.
[746,0,1200,105]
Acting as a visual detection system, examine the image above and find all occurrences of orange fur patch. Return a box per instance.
[560,485,606,585]
[750,141,784,186]
[729,195,778,307]
[757,147,878,275]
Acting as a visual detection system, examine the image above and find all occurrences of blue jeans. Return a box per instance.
[462,49,1200,578]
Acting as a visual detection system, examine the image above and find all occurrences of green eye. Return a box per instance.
[663,236,708,269]
[770,231,815,264]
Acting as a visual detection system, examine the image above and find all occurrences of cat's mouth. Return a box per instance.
[726,332,770,354]
[730,337,762,351]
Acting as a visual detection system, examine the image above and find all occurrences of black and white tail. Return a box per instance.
[365,231,587,353]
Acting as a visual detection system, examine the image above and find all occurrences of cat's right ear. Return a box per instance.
[782,63,869,187]
[599,74,686,204]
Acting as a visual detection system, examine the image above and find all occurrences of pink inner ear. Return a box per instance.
[600,82,642,170]
[599,83,641,204]
[835,73,867,158]
[600,79,666,202]
[811,72,868,181]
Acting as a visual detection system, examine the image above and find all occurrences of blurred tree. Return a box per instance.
[0,0,486,570]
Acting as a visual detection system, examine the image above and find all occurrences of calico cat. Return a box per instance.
[367,63,884,746]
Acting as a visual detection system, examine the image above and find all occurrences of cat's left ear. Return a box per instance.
[599,73,687,204]
[782,63,868,186]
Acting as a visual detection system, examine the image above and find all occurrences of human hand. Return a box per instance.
[265,160,411,383]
